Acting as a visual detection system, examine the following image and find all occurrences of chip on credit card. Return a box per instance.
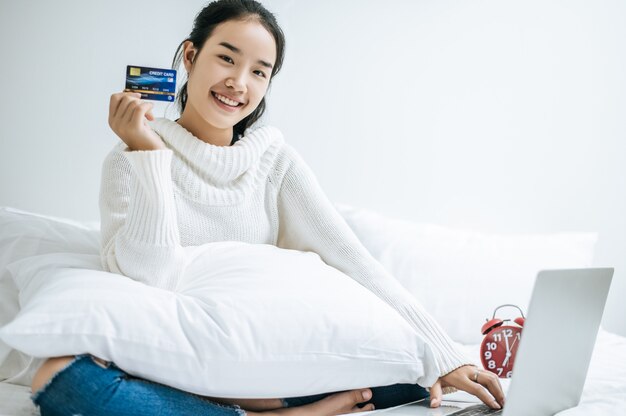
[125,65,177,102]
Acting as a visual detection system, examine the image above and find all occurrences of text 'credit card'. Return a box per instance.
[125,65,177,102]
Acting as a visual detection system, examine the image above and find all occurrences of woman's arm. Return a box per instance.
[276,145,472,387]
[99,145,185,291]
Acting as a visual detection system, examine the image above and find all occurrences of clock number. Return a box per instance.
[496,368,503,376]
[486,342,497,351]
[493,333,501,342]
[507,371,513,378]
[488,360,496,369]
[503,329,513,337]
[484,351,492,360]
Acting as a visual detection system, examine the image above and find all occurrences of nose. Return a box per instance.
[226,70,247,93]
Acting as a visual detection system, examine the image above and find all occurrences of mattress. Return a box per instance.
[0,382,36,416]
[1,329,625,415]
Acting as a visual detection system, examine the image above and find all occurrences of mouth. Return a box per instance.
[211,91,244,111]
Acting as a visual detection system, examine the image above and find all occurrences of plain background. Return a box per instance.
[1,0,624,336]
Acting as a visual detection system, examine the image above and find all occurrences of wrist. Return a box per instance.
[128,142,167,151]
[441,363,476,378]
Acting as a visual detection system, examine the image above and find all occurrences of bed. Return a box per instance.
[1,329,625,415]
[1,205,625,415]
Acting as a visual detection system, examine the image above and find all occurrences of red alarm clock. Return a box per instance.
[480,304,525,379]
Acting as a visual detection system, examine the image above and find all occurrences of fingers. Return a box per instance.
[145,106,155,121]
[109,92,134,129]
[429,380,443,408]
[107,91,162,151]
[118,94,138,120]
[440,366,504,410]
[130,102,154,126]
[123,96,148,124]
[108,92,153,129]
[123,100,137,124]
[476,370,505,408]
[456,376,502,410]
[108,94,121,122]
[108,92,143,124]
[110,92,139,119]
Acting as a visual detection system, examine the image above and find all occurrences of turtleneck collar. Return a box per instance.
[147,117,284,205]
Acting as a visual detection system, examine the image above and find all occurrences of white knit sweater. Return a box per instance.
[99,117,471,384]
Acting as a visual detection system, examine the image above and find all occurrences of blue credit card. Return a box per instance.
[124,65,177,102]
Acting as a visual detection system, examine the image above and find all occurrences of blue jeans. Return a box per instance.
[32,354,430,415]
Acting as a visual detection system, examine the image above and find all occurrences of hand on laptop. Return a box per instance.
[429,365,505,410]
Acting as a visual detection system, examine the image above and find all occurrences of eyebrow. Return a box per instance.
[218,41,274,70]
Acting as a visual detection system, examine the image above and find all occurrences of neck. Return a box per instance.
[176,105,233,147]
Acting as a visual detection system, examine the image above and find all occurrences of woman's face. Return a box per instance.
[182,19,277,130]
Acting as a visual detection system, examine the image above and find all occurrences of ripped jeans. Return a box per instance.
[32,354,430,415]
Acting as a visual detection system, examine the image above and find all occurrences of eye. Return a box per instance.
[219,55,234,64]
[254,70,267,78]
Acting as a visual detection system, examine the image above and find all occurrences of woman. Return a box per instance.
[30,1,504,415]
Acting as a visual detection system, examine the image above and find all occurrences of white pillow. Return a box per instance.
[1,243,432,398]
[0,206,100,384]
[335,204,598,344]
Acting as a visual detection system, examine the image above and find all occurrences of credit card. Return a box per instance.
[124,65,177,102]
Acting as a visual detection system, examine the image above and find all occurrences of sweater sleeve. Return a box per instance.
[276,146,473,387]
[99,146,185,291]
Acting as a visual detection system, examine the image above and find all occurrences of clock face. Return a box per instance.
[480,325,522,378]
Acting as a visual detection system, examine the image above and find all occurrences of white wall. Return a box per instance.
[1,0,624,336]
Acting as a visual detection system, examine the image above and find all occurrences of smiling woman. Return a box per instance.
[25,0,506,415]
[173,18,280,146]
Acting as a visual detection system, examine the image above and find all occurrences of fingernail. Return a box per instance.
[430,398,439,407]
[493,402,502,409]
[362,390,371,400]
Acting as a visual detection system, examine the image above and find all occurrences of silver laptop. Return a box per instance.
[373,268,613,416]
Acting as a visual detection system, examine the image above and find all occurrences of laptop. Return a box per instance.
[366,268,613,416]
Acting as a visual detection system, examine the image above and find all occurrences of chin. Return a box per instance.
[199,113,237,130]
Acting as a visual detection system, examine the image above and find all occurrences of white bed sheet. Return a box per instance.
[0,382,36,416]
[1,329,624,416]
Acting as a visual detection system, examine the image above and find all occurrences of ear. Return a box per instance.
[182,41,197,73]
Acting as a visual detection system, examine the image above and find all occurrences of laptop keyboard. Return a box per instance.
[452,404,503,415]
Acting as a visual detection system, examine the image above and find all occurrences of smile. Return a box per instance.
[211,91,243,108]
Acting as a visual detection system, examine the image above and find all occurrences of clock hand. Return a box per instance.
[502,332,511,367]
[503,334,520,368]
[504,331,511,355]
[509,335,519,351]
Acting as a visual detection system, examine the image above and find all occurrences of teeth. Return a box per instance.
[214,92,240,107]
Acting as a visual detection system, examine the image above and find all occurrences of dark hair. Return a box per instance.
[172,0,286,141]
